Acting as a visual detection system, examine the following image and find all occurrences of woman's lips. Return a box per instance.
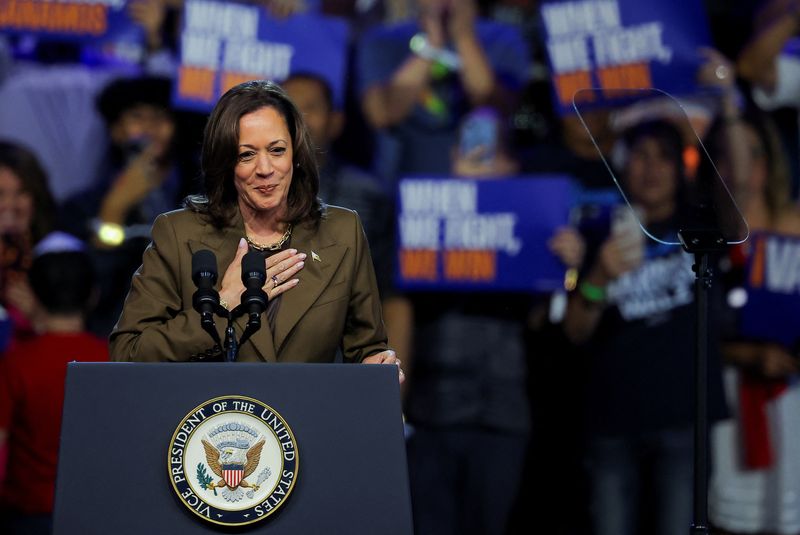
[255,184,277,194]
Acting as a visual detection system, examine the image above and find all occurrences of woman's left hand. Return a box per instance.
[548,226,586,269]
[697,47,736,90]
[363,349,405,384]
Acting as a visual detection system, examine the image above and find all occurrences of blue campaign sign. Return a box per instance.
[0,0,145,67]
[174,1,349,113]
[540,0,713,115]
[395,176,575,293]
[741,233,800,349]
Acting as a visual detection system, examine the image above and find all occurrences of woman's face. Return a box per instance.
[624,136,678,212]
[110,104,175,160]
[234,106,294,219]
[0,166,33,235]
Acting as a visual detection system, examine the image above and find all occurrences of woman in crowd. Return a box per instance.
[707,109,800,535]
[563,119,727,535]
[0,141,56,349]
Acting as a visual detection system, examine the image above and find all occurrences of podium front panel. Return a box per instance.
[53,362,412,534]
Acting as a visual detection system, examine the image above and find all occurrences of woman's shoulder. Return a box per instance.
[154,207,209,229]
[320,204,363,229]
[322,204,359,223]
[314,204,361,242]
[150,208,215,242]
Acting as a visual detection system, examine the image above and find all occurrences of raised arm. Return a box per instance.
[563,233,642,344]
[448,0,495,105]
[361,0,497,130]
[737,0,800,92]
[361,5,447,129]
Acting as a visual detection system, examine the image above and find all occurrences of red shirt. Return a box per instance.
[0,332,108,514]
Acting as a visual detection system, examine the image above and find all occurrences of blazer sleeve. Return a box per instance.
[109,213,223,362]
[341,211,389,363]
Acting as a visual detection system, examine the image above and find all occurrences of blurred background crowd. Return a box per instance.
[1,0,800,534]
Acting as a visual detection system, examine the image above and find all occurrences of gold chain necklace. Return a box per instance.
[245,224,293,251]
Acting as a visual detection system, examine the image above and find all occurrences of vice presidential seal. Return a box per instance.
[168,395,299,527]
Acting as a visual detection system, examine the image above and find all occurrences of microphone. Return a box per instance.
[240,251,268,326]
[192,249,220,321]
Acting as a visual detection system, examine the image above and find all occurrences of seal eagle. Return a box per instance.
[201,438,265,491]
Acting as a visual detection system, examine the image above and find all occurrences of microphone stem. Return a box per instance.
[225,322,238,362]
[200,312,221,346]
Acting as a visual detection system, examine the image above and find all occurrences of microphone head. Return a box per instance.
[191,249,218,286]
[241,250,266,287]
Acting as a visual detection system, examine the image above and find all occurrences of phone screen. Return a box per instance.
[459,107,499,163]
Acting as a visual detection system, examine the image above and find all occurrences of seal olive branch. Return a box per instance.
[197,463,217,495]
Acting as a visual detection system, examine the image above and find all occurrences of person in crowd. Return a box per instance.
[518,94,618,190]
[562,119,728,535]
[110,80,401,376]
[706,109,800,535]
[0,233,108,535]
[355,0,528,393]
[357,0,528,187]
[282,72,394,297]
[357,4,532,530]
[0,141,56,350]
[0,140,56,527]
[737,0,800,108]
[393,100,583,535]
[128,0,171,58]
[60,75,190,338]
[736,0,800,198]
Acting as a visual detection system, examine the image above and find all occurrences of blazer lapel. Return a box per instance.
[187,213,277,362]
[274,220,347,356]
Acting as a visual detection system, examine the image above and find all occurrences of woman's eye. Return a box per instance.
[271,146,286,155]
[238,151,255,161]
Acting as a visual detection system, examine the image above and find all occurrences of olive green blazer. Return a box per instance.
[109,205,388,363]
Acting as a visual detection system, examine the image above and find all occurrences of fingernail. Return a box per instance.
[291,278,300,284]
[239,237,247,248]
[297,261,304,268]
[298,253,307,259]
[289,248,297,254]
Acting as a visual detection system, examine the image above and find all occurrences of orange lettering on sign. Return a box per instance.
[220,73,260,94]
[554,71,594,106]
[443,251,496,282]
[399,250,438,281]
[59,5,81,32]
[90,5,108,34]
[750,236,765,289]
[597,63,652,94]
[178,67,215,103]
[0,1,107,35]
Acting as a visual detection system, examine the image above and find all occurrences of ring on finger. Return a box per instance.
[272,275,279,289]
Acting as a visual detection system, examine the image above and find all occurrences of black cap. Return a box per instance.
[96,76,173,126]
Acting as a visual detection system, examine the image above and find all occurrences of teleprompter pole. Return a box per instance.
[678,229,726,535]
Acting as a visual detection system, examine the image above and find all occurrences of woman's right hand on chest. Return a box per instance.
[218,239,306,307]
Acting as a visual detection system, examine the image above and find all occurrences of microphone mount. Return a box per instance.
[193,250,268,362]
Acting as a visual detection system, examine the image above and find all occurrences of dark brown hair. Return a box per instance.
[185,80,322,229]
[621,118,689,207]
[0,141,55,243]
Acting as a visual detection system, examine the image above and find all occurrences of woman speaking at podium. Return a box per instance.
[110,80,399,374]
